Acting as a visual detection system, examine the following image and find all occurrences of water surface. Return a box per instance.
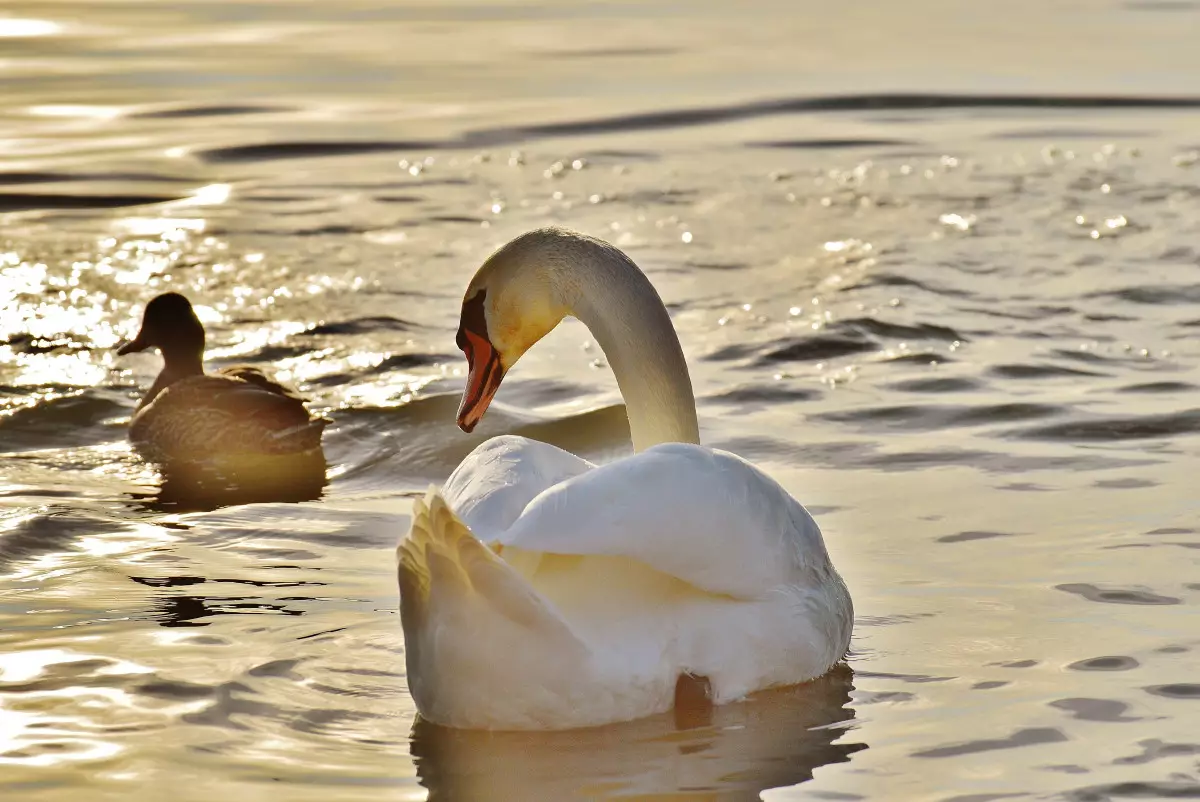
[2,1,1199,800]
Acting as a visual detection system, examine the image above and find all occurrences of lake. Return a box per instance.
[1,1,1199,799]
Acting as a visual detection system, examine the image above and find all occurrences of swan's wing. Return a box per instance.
[399,487,592,728]
[497,443,834,599]
[442,435,594,535]
[400,488,584,646]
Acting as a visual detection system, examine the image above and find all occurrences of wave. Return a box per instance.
[180,92,1200,165]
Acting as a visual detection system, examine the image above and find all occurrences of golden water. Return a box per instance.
[2,1,1199,799]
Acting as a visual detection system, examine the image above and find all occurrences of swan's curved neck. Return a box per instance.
[565,242,700,452]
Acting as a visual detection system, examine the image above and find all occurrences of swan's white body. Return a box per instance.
[398,228,852,730]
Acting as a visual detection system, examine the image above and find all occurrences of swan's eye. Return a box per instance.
[458,290,489,353]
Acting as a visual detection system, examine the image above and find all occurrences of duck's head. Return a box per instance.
[117,292,205,364]
[455,229,578,432]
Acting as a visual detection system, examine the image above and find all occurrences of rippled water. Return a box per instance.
[3,1,1200,799]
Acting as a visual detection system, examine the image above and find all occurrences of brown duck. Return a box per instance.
[117,292,328,464]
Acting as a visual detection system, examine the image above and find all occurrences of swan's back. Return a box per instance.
[499,443,839,599]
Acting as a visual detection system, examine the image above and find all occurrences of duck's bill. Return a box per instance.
[456,330,505,433]
[116,336,149,356]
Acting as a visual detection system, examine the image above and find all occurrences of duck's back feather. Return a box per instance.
[215,365,308,401]
[130,374,326,462]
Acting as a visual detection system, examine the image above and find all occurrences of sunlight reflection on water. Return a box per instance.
[1,0,1199,799]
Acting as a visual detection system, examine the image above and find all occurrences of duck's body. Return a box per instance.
[128,372,324,463]
[118,293,327,464]
[398,228,852,731]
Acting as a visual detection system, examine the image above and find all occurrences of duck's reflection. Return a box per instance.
[129,450,328,513]
[411,664,864,801]
[129,573,323,628]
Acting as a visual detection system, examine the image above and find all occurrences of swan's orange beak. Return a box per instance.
[457,327,505,433]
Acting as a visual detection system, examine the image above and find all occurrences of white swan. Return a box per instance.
[398,227,852,730]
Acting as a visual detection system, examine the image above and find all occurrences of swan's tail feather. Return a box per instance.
[398,487,585,649]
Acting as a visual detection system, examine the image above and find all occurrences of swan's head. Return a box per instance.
[455,230,576,432]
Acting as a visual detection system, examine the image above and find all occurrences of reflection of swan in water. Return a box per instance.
[411,664,864,802]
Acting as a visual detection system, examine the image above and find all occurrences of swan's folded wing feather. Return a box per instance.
[496,443,832,600]
[442,435,594,535]
[400,488,587,650]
